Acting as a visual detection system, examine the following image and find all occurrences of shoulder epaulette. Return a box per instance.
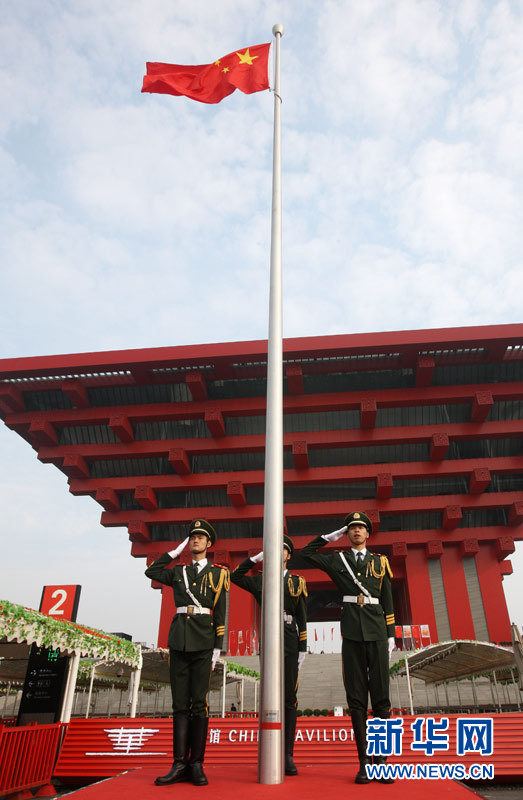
[369,552,393,580]
[287,574,307,598]
[209,566,230,603]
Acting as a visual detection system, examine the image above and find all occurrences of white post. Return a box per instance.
[86,661,104,718]
[221,661,227,718]
[492,671,502,713]
[405,656,414,715]
[259,22,284,786]
[3,681,11,716]
[130,668,141,718]
[61,652,81,723]
[240,679,245,712]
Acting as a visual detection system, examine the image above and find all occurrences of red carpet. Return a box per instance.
[64,765,477,799]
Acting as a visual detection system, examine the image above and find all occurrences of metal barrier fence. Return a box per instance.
[0,722,64,796]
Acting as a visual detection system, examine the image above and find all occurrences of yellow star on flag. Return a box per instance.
[222,66,229,73]
[236,48,258,65]
[214,59,221,66]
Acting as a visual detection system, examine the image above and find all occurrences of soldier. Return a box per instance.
[301,512,395,784]
[230,535,307,775]
[145,519,229,787]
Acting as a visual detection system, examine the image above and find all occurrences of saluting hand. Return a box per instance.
[322,526,347,542]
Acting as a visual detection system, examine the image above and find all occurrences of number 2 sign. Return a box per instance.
[40,585,82,622]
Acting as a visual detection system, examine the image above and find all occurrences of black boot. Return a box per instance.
[351,710,371,784]
[155,714,189,785]
[373,754,395,784]
[188,716,209,786]
[284,708,298,776]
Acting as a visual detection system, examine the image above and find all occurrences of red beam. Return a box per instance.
[35,420,523,465]
[1,323,522,381]
[292,440,309,470]
[443,505,462,529]
[495,535,515,561]
[360,398,376,429]
[135,485,158,510]
[469,467,491,494]
[286,364,303,395]
[62,454,89,479]
[95,487,120,513]
[426,540,443,558]
[129,525,520,558]
[416,355,435,387]
[109,415,134,443]
[68,455,523,496]
[128,520,150,543]
[205,408,226,437]
[130,366,150,384]
[100,490,523,527]
[227,481,246,507]
[471,391,493,423]
[460,538,479,556]
[376,473,393,499]
[29,420,58,447]
[509,501,523,526]
[430,432,449,460]
[5,381,523,429]
[0,385,24,411]
[168,448,191,475]
[390,541,407,564]
[186,372,207,401]
[62,379,89,408]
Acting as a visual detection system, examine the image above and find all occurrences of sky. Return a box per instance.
[1,0,522,646]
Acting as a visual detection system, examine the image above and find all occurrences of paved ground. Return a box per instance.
[462,785,523,799]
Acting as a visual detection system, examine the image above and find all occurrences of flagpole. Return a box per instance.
[258,23,284,785]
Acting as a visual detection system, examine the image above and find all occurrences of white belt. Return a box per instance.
[283,613,294,624]
[343,595,379,605]
[177,606,212,615]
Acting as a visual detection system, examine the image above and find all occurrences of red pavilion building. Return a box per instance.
[1,324,522,649]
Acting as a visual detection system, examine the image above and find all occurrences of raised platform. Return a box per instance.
[62,764,480,799]
[54,713,523,781]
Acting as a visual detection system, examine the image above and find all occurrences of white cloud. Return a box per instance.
[1,0,523,641]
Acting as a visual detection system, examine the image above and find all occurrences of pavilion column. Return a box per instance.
[439,543,476,640]
[475,543,512,643]
[61,652,81,723]
[228,581,257,655]
[129,667,142,717]
[402,545,439,644]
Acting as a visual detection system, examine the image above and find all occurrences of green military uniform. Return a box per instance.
[230,535,307,775]
[144,519,229,786]
[301,512,395,783]
[145,552,229,714]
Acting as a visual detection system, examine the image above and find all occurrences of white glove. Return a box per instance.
[322,525,347,542]
[388,637,395,658]
[212,648,221,670]
[298,652,306,671]
[250,551,264,563]
[168,536,189,559]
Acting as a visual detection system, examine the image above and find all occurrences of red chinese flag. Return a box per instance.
[142,43,271,104]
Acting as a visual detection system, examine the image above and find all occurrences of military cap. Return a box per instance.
[189,518,217,547]
[344,511,372,535]
[283,535,294,557]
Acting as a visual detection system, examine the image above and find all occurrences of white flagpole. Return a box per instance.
[258,23,284,785]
